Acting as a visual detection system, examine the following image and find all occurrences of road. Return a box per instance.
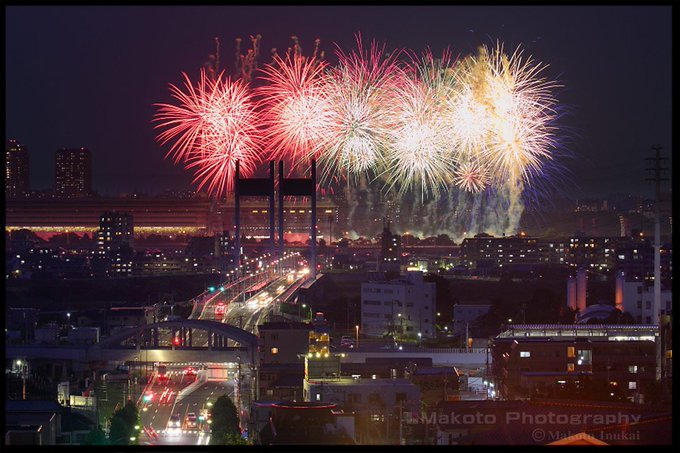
[139,365,236,446]
[203,269,307,336]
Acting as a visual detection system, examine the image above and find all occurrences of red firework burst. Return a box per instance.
[257,53,332,170]
[153,68,263,196]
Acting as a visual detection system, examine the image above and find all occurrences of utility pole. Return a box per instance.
[645,145,668,381]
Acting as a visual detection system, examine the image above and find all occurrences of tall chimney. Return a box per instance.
[615,271,625,311]
[576,268,587,312]
[566,276,577,311]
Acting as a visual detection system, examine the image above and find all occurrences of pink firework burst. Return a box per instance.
[453,161,489,193]
[153,68,263,196]
[257,53,332,170]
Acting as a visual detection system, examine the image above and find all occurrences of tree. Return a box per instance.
[210,394,240,445]
[109,413,131,445]
[436,234,454,246]
[83,425,108,445]
[109,400,140,445]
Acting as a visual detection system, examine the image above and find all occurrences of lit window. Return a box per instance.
[316,393,321,401]
[520,351,531,358]
[628,381,637,390]
[567,346,575,358]
[567,363,575,372]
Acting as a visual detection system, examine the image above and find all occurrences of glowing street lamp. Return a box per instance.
[355,325,360,349]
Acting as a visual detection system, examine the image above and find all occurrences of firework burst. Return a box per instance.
[384,50,458,198]
[453,160,489,193]
[319,36,404,184]
[469,44,560,186]
[257,53,332,169]
[154,36,564,217]
[153,69,263,196]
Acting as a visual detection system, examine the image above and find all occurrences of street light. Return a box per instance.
[418,332,422,347]
[67,312,71,330]
[16,360,27,400]
[396,313,405,341]
[355,325,359,349]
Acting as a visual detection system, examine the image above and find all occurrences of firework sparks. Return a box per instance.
[384,50,457,198]
[318,36,404,184]
[257,53,332,169]
[153,68,263,196]
[154,36,563,215]
[453,160,489,193]
[457,44,560,186]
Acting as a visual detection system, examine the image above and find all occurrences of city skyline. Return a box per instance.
[6,5,672,199]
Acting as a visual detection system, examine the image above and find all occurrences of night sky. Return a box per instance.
[6,5,672,198]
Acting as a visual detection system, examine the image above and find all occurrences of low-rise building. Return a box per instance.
[258,322,312,365]
[492,324,658,402]
[106,306,155,333]
[361,271,435,339]
[258,364,304,401]
[616,275,672,323]
[303,376,420,415]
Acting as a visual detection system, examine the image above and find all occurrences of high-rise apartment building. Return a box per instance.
[6,139,30,198]
[97,211,134,254]
[96,212,134,275]
[379,220,401,272]
[55,147,92,197]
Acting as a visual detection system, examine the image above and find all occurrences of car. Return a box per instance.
[340,335,355,348]
[184,367,197,376]
[186,412,198,427]
[168,414,181,428]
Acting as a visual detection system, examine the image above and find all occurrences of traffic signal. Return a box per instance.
[208,286,216,292]
[173,337,181,346]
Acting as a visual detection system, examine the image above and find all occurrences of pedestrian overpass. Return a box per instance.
[7,319,259,367]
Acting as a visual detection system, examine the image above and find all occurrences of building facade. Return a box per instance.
[258,322,312,366]
[459,234,552,271]
[379,221,401,272]
[492,324,658,402]
[97,212,134,254]
[361,271,435,339]
[5,196,337,238]
[616,277,673,323]
[6,139,30,198]
[55,147,92,197]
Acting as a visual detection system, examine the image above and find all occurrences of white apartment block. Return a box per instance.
[361,271,435,339]
[617,279,672,324]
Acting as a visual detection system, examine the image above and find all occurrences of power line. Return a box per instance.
[644,144,668,381]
